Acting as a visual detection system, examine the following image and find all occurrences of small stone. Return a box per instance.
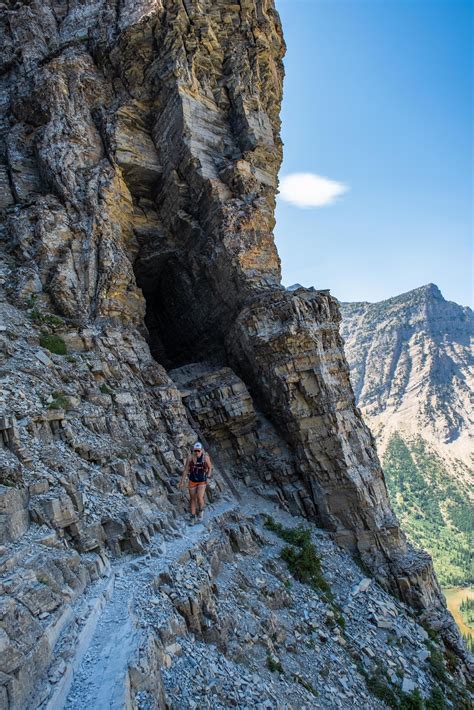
[35,350,53,367]
[418,648,430,662]
[352,578,372,595]
[402,677,416,693]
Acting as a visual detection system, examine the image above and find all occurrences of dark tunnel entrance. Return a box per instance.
[134,248,231,371]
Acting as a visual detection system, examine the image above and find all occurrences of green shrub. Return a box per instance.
[421,621,440,644]
[294,675,318,696]
[363,664,426,710]
[332,604,346,629]
[266,655,283,673]
[428,648,449,685]
[39,333,67,355]
[365,671,399,709]
[264,516,312,547]
[48,393,71,411]
[425,685,446,710]
[281,543,332,597]
[99,383,113,395]
[264,515,335,601]
[399,688,423,710]
[444,649,458,674]
[32,309,65,328]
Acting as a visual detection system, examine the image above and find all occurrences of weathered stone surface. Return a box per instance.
[0,485,29,544]
[340,284,473,461]
[0,1,471,707]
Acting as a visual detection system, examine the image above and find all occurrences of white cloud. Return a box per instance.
[278,172,349,208]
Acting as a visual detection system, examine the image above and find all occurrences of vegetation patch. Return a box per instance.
[421,621,440,644]
[425,686,446,710]
[99,383,113,395]
[264,515,334,601]
[383,433,473,586]
[40,333,67,355]
[48,392,71,411]
[266,654,283,674]
[294,674,318,696]
[332,604,346,629]
[362,666,425,710]
[427,648,449,686]
[364,669,400,709]
[31,309,65,329]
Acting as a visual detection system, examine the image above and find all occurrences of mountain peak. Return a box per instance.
[414,283,443,299]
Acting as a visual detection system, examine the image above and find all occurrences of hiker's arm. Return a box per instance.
[179,457,190,487]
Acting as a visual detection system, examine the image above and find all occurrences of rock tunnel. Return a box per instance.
[133,231,235,370]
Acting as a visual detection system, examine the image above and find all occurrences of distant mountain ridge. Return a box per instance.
[340,283,473,461]
[340,284,473,586]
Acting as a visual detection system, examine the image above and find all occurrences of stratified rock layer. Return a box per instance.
[340,284,474,463]
[0,1,470,704]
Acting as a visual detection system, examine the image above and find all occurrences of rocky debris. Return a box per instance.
[59,497,470,710]
[0,0,471,706]
[0,280,203,708]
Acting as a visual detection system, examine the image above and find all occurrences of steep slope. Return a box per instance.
[340,285,474,586]
[0,2,471,707]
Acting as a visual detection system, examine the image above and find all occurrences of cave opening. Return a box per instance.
[134,247,230,371]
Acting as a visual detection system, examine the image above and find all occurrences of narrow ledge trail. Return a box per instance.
[47,497,238,710]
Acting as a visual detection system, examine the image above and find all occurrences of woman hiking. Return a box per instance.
[179,442,212,524]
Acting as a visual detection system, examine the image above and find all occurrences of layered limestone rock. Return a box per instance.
[0,2,470,704]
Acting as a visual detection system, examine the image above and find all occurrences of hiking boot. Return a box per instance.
[197,511,204,523]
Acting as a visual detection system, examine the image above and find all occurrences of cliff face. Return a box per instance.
[340,285,474,587]
[0,2,471,707]
[340,284,473,459]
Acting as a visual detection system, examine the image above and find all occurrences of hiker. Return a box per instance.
[179,442,212,523]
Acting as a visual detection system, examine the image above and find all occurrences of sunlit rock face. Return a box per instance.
[340,285,474,592]
[340,284,474,463]
[1,5,470,704]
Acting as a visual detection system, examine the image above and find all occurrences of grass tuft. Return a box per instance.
[294,675,318,696]
[39,333,67,355]
[48,393,71,411]
[266,655,283,674]
[31,309,65,328]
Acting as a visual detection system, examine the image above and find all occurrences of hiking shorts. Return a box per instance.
[188,479,207,490]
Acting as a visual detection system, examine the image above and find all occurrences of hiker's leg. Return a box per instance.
[189,487,197,515]
[197,485,206,513]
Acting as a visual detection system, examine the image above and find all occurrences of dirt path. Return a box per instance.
[51,499,237,710]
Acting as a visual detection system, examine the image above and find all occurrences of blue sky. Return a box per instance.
[274,0,473,307]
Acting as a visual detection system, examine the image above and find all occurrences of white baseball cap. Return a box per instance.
[193,442,203,450]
